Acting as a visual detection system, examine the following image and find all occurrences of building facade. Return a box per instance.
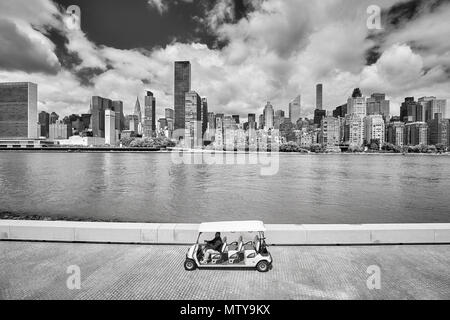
[49,120,71,140]
[366,93,390,120]
[316,84,323,110]
[0,82,38,139]
[364,115,385,146]
[143,91,156,138]
[105,109,116,145]
[39,111,50,138]
[289,95,301,124]
[184,91,202,148]
[320,116,340,150]
[174,61,191,132]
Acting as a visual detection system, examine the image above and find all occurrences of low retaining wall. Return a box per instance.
[0,220,449,245]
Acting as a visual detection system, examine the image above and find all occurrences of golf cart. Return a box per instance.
[184,221,272,272]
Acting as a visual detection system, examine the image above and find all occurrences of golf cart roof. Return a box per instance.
[198,221,266,233]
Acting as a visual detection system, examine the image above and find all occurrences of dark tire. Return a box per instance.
[256,260,270,273]
[184,259,197,271]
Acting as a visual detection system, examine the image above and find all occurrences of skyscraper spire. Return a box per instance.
[134,96,142,123]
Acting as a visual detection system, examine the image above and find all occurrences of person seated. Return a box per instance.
[201,232,223,264]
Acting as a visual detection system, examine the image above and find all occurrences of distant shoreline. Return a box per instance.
[0,148,448,156]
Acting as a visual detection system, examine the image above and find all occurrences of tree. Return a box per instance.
[310,143,324,153]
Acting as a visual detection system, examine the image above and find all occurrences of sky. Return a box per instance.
[0,0,449,121]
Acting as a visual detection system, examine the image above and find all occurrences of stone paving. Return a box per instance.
[0,241,449,300]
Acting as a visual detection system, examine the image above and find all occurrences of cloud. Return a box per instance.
[0,0,449,122]
[0,19,61,74]
[147,0,169,15]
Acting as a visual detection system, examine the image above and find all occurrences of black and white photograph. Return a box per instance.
[0,0,449,309]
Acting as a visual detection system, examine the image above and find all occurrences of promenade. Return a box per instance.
[1,241,449,300]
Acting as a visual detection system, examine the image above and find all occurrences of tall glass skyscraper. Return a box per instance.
[0,82,38,139]
[143,91,156,138]
[174,61,191,132]
[316,84,323,110]
[289,95,301,124]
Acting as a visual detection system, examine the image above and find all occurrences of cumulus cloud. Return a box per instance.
[0,0,449,120]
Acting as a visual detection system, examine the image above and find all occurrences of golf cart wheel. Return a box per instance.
[184,259,197,271]
[256,260,270,273]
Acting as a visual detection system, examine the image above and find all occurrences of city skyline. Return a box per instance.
[1,0,450,121]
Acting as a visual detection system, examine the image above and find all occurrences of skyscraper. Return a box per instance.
[202,97,208,136]
[401,97,423,123]
[174,61,191,132]
[248,113,256,130]
[263,102,274,131]
[112,101,124,132]
[364,115,385,146]
[320,116,340,150]
[419,97,447,121]
[143,91,156,138]
[38,111,50,138]
[105,109,116,145]
[347,89,367,118]
[316,84,323,110]
[0,82,38,139]
[185,91,202,148]
[366,93,390,120]
[232,115,240,124]
[90,96,112,138]
[289,95,301,124]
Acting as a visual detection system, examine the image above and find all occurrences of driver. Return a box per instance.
[201,232,223,264]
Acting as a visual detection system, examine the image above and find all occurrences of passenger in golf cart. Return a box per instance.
[201,232,223,264]
[185,221,273,272]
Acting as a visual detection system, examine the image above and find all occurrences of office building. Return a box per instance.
[289,95,302,124]
[232,115,240,125]
[174,61,191,131]
[143,91,156,138]
[90,96,113,138]
[38,111,50,138]
[347,89,366,118]
[404,122,428,146]
[49,120,71,140]
[314,109,326,126]
[248,113,256,130]
[316,84,323,110]
[112,100,124,132]
[387,122,405,146]
[418,97,447,121]
[364,115,385,146]
[202,98,208,137]
[105,109,116,145]
[215,116,224,148]
[263,102,274,131]
[333,104,348,118]
[344,114,364,147]
[366,93,390,120]
[320,116,340,150]
[400,97,424,123]
[428,115,449,147]
[127,115,139,133]
[185,91,202,148]
[0,82,38,139]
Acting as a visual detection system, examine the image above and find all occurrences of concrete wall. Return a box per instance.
[0,220,449,245]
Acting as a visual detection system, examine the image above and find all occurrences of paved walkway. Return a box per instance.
[0,241,449,300]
